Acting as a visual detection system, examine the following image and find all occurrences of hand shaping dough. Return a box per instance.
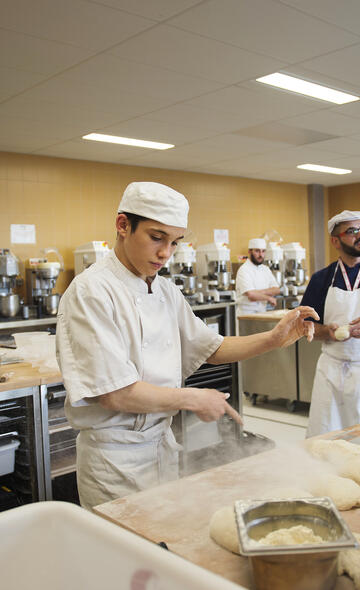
[334,324,351,341]
[338,532,360,590]
[306,439,360,485]
[209,488,312,555]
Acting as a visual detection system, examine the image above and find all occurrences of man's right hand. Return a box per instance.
[327,323,340,341]
[185,387,243,424]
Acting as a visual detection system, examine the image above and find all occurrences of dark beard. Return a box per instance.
[250,253,264,266]
[339,237,360,258]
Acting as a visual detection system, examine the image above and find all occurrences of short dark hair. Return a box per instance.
[118,211,147,233]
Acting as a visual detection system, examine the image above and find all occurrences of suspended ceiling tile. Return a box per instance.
[167,0,360,62]
[51,54,224,102]
[98,117,215,145]
[186,85,330,129]
[280,0,360,36]
[281,110,360,136]
[299,44,360,88]
[109,25,285,84]
[0,29,93,76]
[32,138,152,161]
[0,0,154,50]
[0,67,46,101]
[90,0,202,21]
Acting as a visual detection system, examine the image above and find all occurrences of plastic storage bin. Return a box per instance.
[0,501,245,590]
[0,438,20,476]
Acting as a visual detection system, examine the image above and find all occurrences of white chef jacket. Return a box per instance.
[235,259,278,315]
[56,249,223,507]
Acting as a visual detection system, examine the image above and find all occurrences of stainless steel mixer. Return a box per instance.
[25,249,63,317]
[0,249,23,318]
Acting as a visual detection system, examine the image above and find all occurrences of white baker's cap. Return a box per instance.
[248,238,267,249]
[328,210,360,234]
[117,182,189,228]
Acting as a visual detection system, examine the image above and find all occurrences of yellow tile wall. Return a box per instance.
[328,182,360,262]
[0,151,310,297]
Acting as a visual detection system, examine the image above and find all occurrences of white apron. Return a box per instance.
[77,286,183,510]
[307,260,360,437]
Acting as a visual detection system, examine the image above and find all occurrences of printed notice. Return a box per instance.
[10,224,36,244]
[214,229,229,244]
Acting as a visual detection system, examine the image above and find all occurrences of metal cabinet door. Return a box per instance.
[297,338,322,402]
[239,319,297,401]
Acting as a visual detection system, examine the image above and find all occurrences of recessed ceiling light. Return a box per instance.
[256,73,359,105]
[82,133,174,150]
[297,163,352,175]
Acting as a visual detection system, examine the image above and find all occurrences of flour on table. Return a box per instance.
[257,525,324,546]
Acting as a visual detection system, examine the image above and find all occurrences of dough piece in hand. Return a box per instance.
[309,474,360,510]
[334,324,351,341]
[306,439,360,485]
[338,532,360,590]
[209,489,312,555]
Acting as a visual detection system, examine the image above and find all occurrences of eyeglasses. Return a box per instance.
[335,227,360,238]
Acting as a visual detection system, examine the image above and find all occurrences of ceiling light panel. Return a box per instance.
[256,73,359,105]
[82,133,174,150]
[297,163,352,174]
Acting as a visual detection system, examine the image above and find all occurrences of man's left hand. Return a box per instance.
[350,317,360,338]
[271,306,320,348]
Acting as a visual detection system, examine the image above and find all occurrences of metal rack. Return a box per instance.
[0,386,45,510]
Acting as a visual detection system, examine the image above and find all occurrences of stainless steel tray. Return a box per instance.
[234,496,358,556]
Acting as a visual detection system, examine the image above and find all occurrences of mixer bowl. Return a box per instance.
[0,293,20,317]
[44,293,60,316]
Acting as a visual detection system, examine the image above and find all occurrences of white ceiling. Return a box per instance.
[2,0,360,186]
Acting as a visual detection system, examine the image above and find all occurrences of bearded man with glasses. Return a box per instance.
[302,210,360,437]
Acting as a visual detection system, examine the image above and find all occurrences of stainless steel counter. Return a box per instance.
[238,316,321,408]
[0,317,57,332]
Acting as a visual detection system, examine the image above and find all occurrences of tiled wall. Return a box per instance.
[328,182,360,263]
[0,151,310,296]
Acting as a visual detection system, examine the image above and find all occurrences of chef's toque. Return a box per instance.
[328,210,360,234]
[248,238,267,249]
[118,182,189,228]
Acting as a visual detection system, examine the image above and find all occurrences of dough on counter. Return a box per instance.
[338,533,360,590]
[209,505,240,554]
[334,325,351,341]
[309,474,360,511]
[306,439,360,485]
[209,488,313,555]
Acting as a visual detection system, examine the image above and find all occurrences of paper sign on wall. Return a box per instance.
[10,224,36,244]
[214,229,229,244]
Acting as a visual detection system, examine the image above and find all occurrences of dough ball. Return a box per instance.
[209,505,240,554]
[309,474,360,511]
[209,489,313,555]
[306,439,360,485]
[338,532,360,589]
[334,325,351,341]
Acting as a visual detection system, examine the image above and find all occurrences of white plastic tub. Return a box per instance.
[0,438,20,476]
[0,501,245,590]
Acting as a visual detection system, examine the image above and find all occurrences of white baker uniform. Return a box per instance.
[56,250,223,509]
[236,259,279,315]
[307,260,360,437]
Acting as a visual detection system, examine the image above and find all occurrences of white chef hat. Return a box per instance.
[248,238,267,249]
[117,182,189,228]
[328,210,360,234]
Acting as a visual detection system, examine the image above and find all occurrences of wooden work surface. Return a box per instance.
[94,425,360,590]
[0,360,61,391]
